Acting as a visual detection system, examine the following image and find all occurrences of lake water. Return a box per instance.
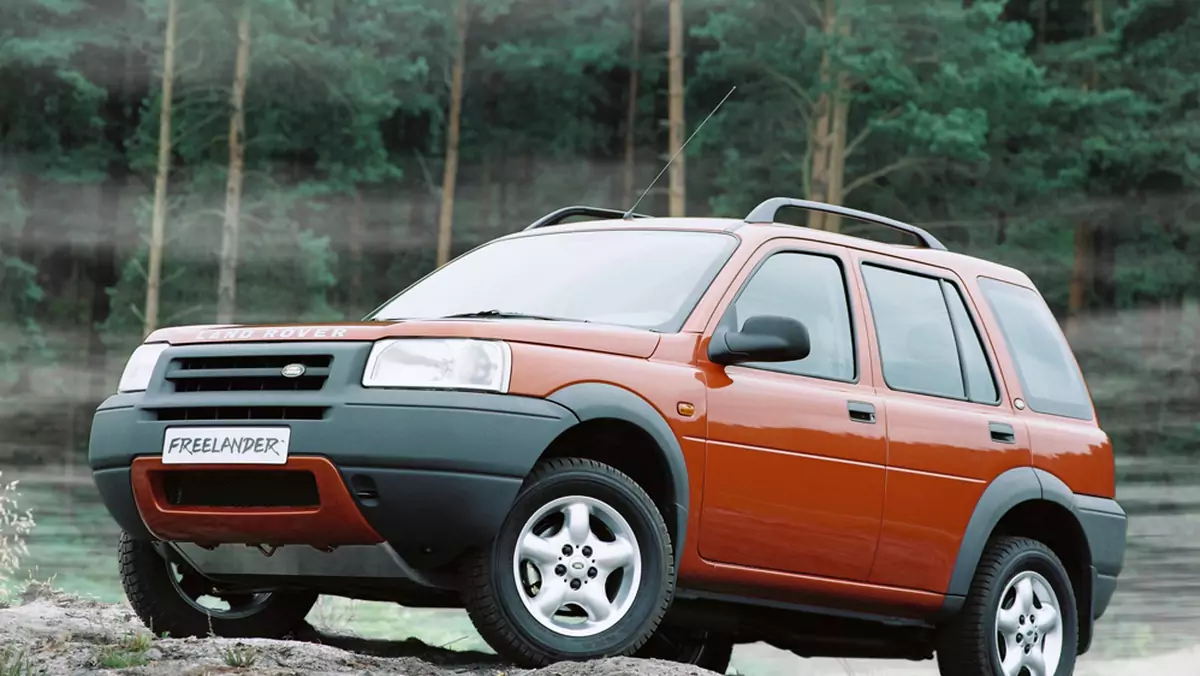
[5,454,1198,675]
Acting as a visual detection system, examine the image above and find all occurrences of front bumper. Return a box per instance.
[88,345,578,574]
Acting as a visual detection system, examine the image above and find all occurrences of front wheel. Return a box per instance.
[461,457,675,667]
[936,536,1078,676]
[637,627,734,673]
[119,532,317,638]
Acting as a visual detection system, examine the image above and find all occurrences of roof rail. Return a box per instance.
[524,206,652,231]
[744,198,948,251]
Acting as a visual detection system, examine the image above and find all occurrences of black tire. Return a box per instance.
[462,457,675,667]
[637,627,734,674]
[936,536,1078,676]
[119,531,317,638]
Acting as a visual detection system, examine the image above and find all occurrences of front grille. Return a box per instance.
[161,470,320,508]
[153,407,328,422]
[167,354,332,392]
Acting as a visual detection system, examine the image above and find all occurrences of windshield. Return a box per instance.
[370,229,738,332]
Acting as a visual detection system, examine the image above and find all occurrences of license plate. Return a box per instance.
[162,427,290,465]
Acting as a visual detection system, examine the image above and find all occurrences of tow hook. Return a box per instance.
[248,544,279,557]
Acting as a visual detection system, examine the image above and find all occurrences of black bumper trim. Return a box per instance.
[1075,494,1127,620]
[93,467,153,540]
[340,466,523,570]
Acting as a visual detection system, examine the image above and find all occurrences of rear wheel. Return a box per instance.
[462,457,675,667]
[119,531,317,638]
[936,536,1077,676]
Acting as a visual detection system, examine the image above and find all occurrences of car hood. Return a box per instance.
[145,320,662,359]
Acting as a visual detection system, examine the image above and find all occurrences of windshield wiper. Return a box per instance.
[435,310,589,323]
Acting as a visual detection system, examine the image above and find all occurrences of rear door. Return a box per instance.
[699,239,887,582]
[850,255,1031,593]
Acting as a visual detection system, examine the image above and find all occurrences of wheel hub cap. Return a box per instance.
[994,570,1064,676]
[513,495,642,637]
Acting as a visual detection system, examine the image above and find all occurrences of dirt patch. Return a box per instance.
[0,586,717,676]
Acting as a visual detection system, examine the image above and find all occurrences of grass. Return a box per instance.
[220,644,259,668]
[93,631,153,669]
[0,645,39,676]
[8,479,124,604]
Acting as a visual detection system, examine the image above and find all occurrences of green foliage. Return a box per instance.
[0,0,1196,458]
[92,631,152,669]
[0,644,40,676]
[220,643,259,668]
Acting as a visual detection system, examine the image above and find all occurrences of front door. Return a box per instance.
[698,241,886,581]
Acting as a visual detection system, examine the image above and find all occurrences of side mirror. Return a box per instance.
[708,315,811,366]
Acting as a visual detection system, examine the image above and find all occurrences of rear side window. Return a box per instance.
[943,283,1000,404]
[978,277,1093,420]
[723,252,856,381]
[861,265,965,399]
[861,265,999,404]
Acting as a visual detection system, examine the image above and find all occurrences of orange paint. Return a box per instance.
[131,456,383,546]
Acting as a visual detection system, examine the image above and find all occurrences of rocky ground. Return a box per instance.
[4,586,1200,676]
[0,585,718,676]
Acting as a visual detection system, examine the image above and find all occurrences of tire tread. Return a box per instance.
[936,535,1076,676]
[461,457,675,667]
[118,531,315,639]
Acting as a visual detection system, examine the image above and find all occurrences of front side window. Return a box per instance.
[371,229,738,332]
[861,265,965,399]
[978,277,1093,420]
[720,251,856,381]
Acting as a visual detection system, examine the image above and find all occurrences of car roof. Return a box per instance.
[506,216,1035,288]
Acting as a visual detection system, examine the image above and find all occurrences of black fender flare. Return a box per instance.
[940,467,1084,607]
[546,382,690,568]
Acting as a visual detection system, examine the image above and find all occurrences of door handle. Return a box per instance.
[848,401,876,424]
[989,422,1016,444]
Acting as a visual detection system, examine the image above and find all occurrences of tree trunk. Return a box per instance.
[623,0,643,206]
[216,2,252,324]
[824,21,851,233]
[1067,0,1104,337]
[144,0,177,336]
[436,0,469,268]
[807,0,836,230]
[1091,0,1104,89]
[499,141,509,227]
[1037,0,1048,54]
[1066,222,1093,337]
[349,187,364,310]
[667,0,686,216]
[481,151,494,229]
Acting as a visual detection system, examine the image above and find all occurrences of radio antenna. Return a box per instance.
[623,85,736,219]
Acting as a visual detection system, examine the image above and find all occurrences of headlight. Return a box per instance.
[362,338,511,392]
[117,343,169,393]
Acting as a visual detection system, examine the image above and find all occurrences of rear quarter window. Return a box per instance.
[977,277,1094,420]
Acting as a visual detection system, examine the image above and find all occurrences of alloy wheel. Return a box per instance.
[994,570,1064,676]
[512,494,642,637]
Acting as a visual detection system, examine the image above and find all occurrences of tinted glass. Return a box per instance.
[862,265,965,399]
[942,281,999,404]
[371,230,738,332]
[978,277,1094,419]
[724,252,855,381]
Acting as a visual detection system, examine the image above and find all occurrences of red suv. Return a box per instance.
[89,198,1126,675]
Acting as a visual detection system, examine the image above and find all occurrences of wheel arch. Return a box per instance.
[939,467,1096,653]
[543,382,690,569]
